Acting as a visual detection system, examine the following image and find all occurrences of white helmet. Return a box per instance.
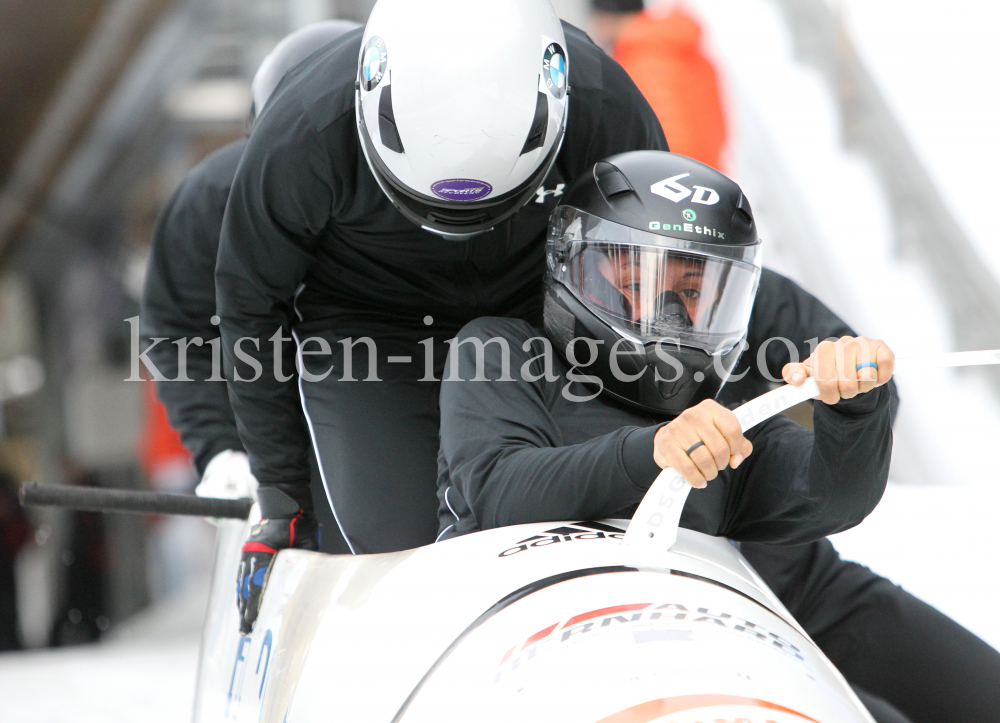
[251,20,361,122]
[356,0,570,238]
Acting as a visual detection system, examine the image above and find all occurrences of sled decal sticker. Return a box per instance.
[391,566,638,722]
[361,36,387,91]
[650,173,720,205]
[498,521,624,557]
[495,596,805,683]
[256,628,273,700]
[542,42,567,99]
[225,628,274,718]
[226,636,251,718]
[594,694,822,723]
[430,178,493,201]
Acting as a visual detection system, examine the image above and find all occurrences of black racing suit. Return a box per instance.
[718,272,1000,723]
[437,280,1000,723]
[147,135,1000,719]
[143,140,247,476]
[147,139,1000,721]
[435,314,894,542]
[140,139,348,553]
[215,23,669,552]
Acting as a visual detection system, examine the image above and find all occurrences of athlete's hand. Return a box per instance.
[196,450,259,502]
[653,399,753,489]
[782,336,895,405]
[237,511,318,635]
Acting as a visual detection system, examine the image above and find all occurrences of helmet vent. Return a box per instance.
[734,192,754,227]
[426,209,491,227]
[595,162,634,199]
[520,91,549,155]
[378,84,405,154]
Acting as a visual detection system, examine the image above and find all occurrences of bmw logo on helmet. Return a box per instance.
[542,42,567,99]
[361,36,387,91]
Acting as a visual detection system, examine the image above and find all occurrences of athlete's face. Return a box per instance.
[597,250,706,324]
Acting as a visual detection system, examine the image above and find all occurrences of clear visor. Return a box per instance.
[548,207,762,353]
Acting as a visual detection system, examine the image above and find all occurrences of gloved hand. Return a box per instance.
[237,509,318,635]
[196,450,259,501]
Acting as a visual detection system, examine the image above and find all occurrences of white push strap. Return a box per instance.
[893,349,1000,374]
[622,349,1000,553]
[623,379,819,552]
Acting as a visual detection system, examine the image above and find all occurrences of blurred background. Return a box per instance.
[0,0,996,719]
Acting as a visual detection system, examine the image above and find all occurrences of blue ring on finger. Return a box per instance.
[856,362,878,371]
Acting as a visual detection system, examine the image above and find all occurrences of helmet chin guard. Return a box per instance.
[544,151,762,416]
[356,0,570,238]
[545,283,745,416]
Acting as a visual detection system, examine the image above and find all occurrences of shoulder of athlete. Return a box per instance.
[152,139,245,257]
[752,267,818,314]
[562,19,649,106]
[447,316,571,399]
[559,20,667,170]
[235,33,361,210]
[744,267,796,344]
[562,20,604,94]
[746,267,856,355]
[170,139,247,212]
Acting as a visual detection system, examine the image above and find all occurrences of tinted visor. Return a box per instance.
[548,207,761,352]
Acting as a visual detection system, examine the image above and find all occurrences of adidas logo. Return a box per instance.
[498,521,624,558]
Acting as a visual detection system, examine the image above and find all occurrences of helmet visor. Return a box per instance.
[548,207,761,352]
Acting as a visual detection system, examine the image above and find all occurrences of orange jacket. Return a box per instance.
[613,6,727,171]
[139,378,191,481]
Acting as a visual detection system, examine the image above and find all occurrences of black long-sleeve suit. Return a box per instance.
[140,139,349,553]
[144,142,1000,722]
[142,140,247,476]
[214,23,669,550]
[436,276,1000,723]
[435,314,892,542]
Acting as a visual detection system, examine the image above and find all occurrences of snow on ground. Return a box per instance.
[0,634,200,723]
[0,580,206,723]
[0,525,214,722]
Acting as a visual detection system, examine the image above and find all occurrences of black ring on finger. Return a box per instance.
[685,441,706,457]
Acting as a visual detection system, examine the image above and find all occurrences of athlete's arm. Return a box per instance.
[717,377,893,544]
[657,336,894,489]
[141,141,247,476]
[439,318,659,531]
[728,268,900,421]
[216,97,337,515]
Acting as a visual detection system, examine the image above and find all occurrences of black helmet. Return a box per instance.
[544,151,761,415]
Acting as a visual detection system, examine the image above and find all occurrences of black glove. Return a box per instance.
[237,487,318,636]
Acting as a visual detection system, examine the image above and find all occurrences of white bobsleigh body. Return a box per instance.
[194,518,874,723]
[192,352,1000,721]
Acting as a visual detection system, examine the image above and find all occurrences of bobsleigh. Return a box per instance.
[18,352,995,721]
[192,351,1000,722]
[194,517,875,723]
[193,379,880,723]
